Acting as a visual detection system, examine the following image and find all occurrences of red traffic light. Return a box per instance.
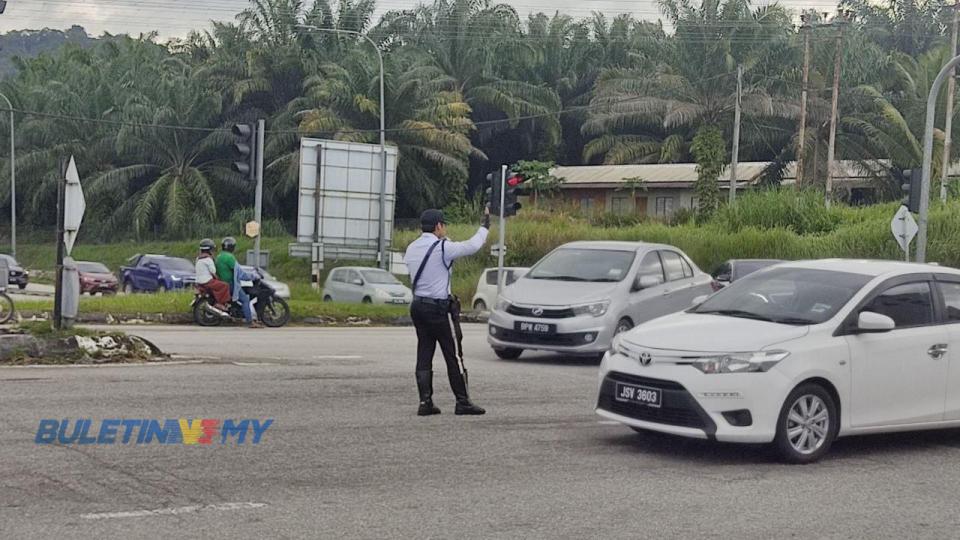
[506,174,524,187]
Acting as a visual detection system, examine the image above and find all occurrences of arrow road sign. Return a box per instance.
[891,205,918,260]
[63,156,85,256]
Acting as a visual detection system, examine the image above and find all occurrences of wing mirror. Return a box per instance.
[351,278,364,286]
[857,311,895,333]
[691,294,709,307]
[634,275,662,291]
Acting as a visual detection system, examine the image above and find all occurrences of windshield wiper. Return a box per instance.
[697,309,773,322]
[770,316,818,325]
[531,275,589,281]
[588,278,620,282]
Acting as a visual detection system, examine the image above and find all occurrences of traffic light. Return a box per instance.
[485,171,502,216]
[503,169,525,217]
[901,168,922,213]
[232,123,257,180]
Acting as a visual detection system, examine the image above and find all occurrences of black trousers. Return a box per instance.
[410,299,467,397]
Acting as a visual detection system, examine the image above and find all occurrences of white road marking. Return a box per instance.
[232,361,277,366]
[597,420,621,426]
[313,355,364,360]
[80,502,267,520]
[0,360,205,370]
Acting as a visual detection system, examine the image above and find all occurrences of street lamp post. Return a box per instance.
[0,93,14,258]
[297,24,388,269]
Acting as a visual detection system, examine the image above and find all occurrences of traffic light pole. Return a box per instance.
[253,119,265,270]
[53,158,66,330]
[918,54,960,262]
[496,164,507,299]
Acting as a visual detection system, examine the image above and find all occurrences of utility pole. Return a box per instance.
[825,15,846,208]
[941,1,959,203]
[729,64,743,204]
[253,118,265,270]
[797,17,811,189]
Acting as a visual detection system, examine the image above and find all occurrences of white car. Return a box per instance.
[471,267,528,311]
[322,267,413,305]
[597,259,960,463]
[239,265,291,299]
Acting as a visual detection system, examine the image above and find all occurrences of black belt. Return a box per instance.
[414,296,450,306]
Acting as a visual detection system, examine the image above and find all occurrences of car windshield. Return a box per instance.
[158,257,195,273]
[78,262,111,273]
[527,249,636,282]
[362,270,400,284]
[693,267,872,325]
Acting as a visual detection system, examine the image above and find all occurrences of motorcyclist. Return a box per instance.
[215,237,262,329]
[195,238,230,311]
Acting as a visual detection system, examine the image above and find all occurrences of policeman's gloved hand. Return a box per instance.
[481,204,491,229]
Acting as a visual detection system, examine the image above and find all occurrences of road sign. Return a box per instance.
[245,220,261,238]
[63,156,85,256]
[891,205,918,260]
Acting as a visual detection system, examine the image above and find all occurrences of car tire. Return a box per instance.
[774,383,839,464]
[615,318,633,335]
[473,299,487,311]
[17,283,26,290]
[494,347,522,360]
[323,295,332,302]
[362,296,372,304]
[123,281,135,295]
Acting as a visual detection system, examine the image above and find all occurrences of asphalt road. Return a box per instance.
[3,324,960,539]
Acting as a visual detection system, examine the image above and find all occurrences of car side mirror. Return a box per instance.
[691,294,709,307]
[857,311,896,333]
[351,279,364,286]
[715,273,731,283]
[146,263,159,270]
[634,275,662,291]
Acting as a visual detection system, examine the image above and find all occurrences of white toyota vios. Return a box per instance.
[596,259,960,463]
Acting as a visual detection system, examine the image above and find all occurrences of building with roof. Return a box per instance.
[545,161,886,217]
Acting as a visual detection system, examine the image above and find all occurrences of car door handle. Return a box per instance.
[928,344,948,359]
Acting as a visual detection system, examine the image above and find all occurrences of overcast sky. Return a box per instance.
[0,0,845,38]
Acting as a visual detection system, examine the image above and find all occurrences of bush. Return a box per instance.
[711,189,846,235]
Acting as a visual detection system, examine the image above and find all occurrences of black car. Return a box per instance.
[711,259,781,289]
[0,254,29,290]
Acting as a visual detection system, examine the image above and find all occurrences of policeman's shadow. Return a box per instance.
[491,352,602,367]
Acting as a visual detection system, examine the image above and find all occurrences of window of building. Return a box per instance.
[655,197,675,217]
[580,197,594,212]
[690,197,700,210]
[611,196,631,215]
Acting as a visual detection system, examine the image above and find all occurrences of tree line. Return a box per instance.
[0,0,953,238]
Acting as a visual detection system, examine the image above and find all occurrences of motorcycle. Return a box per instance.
[192,279,291,328]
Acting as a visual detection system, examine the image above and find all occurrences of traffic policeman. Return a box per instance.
[404,207,490,416]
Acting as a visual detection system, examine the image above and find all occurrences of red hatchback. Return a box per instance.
[77,261,119,295]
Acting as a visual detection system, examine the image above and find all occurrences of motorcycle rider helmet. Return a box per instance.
[221,236,237,252]
[199,238,215,253]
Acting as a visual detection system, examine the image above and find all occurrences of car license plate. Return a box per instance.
[614,382,662,408]
[389,299,408,304]
[516,321,555,334]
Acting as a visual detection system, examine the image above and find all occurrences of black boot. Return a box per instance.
[449,371,485,415]
[416,370,441,416]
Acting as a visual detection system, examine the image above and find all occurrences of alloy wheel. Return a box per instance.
[785,394,830,455]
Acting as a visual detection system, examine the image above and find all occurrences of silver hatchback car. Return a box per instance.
[487,241,714,359]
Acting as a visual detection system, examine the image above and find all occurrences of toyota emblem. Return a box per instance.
[531,307,544,317]
[639,352,652,366]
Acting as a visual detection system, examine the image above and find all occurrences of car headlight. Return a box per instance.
[495,298,511,312]
[375,288,391,298]
[572,300,610,317]
[689,351,790,374]
[170,275,181,281]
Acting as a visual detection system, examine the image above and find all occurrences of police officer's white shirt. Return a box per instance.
[404,227,489,299]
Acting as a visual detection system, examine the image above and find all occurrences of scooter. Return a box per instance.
[192,279,290,328]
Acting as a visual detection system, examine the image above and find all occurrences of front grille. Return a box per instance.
[597,371,716,433]
[492,326,593,346]
[506,305,575,319]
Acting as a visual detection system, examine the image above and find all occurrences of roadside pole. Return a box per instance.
[53,158,66,330]
[496,164,507,299]
[825,18,846,208]
[918,54,960,262]
[253,118,265,270]
[728,64,742,204]
[941,2,959,203]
